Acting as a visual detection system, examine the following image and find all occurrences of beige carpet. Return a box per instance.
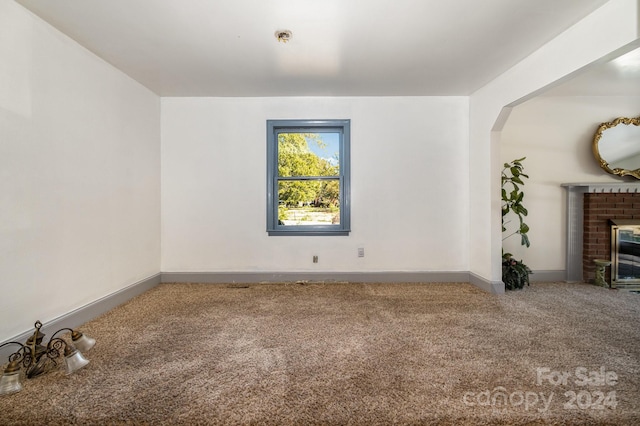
[1,282,639,425]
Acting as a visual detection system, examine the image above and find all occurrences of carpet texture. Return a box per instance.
[1,282,639,425]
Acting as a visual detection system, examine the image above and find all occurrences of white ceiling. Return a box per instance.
[540,46,640,97]
[15,0,627,97]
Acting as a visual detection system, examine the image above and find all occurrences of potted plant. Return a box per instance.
[501,157,532,290]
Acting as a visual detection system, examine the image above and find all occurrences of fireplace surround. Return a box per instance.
[562,183,640,283]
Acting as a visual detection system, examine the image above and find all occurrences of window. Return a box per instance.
[267,119,350,236]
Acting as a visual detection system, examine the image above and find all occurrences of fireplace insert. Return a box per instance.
[610,219,640,285]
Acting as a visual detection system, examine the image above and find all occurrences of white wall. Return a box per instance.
[0,1,161,341]
[469,0,639,286]
[501,96,640,272]
[161,97,469,274]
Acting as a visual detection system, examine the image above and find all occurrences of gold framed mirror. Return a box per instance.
[592,116,640,179]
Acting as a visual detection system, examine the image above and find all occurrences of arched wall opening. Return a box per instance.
[470,0,639,292]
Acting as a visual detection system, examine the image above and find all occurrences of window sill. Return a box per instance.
[268,229,350,236]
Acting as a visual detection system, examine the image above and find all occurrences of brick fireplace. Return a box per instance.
[583,193,640,283]
[563,183,640,283]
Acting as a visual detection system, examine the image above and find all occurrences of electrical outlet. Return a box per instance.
[358,247,365,257]
[313,255,318,263]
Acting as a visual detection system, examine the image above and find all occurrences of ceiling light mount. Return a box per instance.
[275,30,292,43]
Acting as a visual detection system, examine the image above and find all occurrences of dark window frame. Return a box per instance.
[266,119,351,236]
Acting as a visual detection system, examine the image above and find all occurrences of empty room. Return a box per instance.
[1,0,639,424]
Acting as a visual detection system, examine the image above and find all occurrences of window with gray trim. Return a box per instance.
[267,119,350,236]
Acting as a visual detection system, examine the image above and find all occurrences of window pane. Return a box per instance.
[278,180,340,225]
[278,132,340,177]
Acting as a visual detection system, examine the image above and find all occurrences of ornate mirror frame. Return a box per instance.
[592,116,640,179]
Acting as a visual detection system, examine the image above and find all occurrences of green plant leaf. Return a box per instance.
[502,157,530,251]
